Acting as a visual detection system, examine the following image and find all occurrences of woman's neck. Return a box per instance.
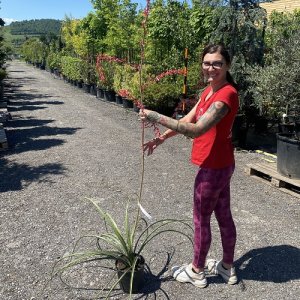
[210,80,228,93]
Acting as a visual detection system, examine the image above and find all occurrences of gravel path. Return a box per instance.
[0,60,299,300]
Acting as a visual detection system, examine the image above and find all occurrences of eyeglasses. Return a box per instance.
[202,61,224,70]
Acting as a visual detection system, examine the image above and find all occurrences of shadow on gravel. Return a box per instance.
[236,245,300,283]
[8,70,25,73]
[7,94,54,104]
[5,123,81,154]
[0,157,67,192]
[9,100,64,106]
[0,120,79,191]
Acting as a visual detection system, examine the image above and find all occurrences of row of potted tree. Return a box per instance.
[21,1,300,180]
[20,1,299,134]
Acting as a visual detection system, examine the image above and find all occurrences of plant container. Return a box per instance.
[96,87,104,99]
[278,123,295,134]
[104,90,116,102]
[277,133,300,179]
[116,95,123,105]
[83,83,91,93]
[295,122,300,140]
[116,255,145,294]
[89,84,97,96]
[122,98,133,109]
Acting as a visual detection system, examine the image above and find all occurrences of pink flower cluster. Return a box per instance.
[155,69,185,82]
[118,89,133,99]
[118,89,145,111]
[96,54,125,64]
[96,54,125,85]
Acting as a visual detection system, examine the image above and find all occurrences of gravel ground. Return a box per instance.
[0,60,299,300]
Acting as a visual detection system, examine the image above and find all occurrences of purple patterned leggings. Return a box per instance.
[192,164,236,268]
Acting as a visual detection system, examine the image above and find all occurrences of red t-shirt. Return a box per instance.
[191,83,239,168]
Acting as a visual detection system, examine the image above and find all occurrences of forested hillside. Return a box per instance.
[3,19,62,55]
[9,19,62,35]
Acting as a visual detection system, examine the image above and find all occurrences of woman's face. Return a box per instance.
[202,52,229,84]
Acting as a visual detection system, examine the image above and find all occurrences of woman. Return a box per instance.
[139,44,239,288]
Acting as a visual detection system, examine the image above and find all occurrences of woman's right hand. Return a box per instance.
[143,135,166,156]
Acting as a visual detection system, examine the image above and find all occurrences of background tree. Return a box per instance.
[146,0,191,70]
[249,9,300,119]
[207,0,267,114]
[102,0,138,60]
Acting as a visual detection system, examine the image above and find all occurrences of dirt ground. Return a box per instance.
[0,60,299,300]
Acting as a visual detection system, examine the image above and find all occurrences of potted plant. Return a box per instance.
[113,64,125,105]
[80,60,97,94]
[96,55,122,102]
[128,65,184,116]
[113,63,138,107]
[51,197,193,298]
[249,31,300,178]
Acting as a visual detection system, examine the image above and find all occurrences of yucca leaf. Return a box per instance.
[97,233,128,253]
[134,219,193,253]
[124,203,134,255]
[85,197,130,256]
[138,229,193,254]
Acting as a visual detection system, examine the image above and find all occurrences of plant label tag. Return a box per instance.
[138,203,152,220]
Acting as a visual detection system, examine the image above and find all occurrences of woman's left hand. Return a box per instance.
[139,109,152,122]
[143,135,166,155]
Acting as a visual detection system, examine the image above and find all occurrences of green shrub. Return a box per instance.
[113,63,137,95]
[248,32,300,118]
[80,60,96,84]
[60,56,82,81]
[0,68,7,81]
[46,52,61,71]
[129,66,183,112]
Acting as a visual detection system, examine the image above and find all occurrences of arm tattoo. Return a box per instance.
[147,101,228,138]
[147,111,179,131]
[147,111,162,123]
[177,101,228,138]
[197,102,229,133]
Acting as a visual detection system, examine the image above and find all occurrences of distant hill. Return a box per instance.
[3,19,62,54]
[9,19,62,35]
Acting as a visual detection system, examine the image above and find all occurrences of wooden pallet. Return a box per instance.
[0,127,8,150]
[245,162,300,199]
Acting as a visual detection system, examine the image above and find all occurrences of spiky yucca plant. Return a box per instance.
[53,197,193,299]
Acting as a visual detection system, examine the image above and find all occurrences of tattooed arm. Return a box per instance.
[140,99,201,155]
[142,101,229,139]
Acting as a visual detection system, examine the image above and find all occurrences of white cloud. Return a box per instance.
[3,18,18,25]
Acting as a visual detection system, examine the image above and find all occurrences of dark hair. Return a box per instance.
[201,43,239,91]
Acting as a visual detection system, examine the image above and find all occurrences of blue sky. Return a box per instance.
[0,0,146,25]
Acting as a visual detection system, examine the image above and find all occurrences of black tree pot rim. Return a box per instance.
[115,254,145,271]
[277,133,300,144]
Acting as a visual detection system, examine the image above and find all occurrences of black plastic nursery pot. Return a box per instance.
[89,84,97,96]
[295,122,300,140]
[96,87,104,99]
[122,98,134,109]
[116,255,145,294]
[278,123,295,134]
[232,114,247,148]
[115,95,123,105]
[104,90,116,102]
[83,83,91,93]
[277,133,300,179]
